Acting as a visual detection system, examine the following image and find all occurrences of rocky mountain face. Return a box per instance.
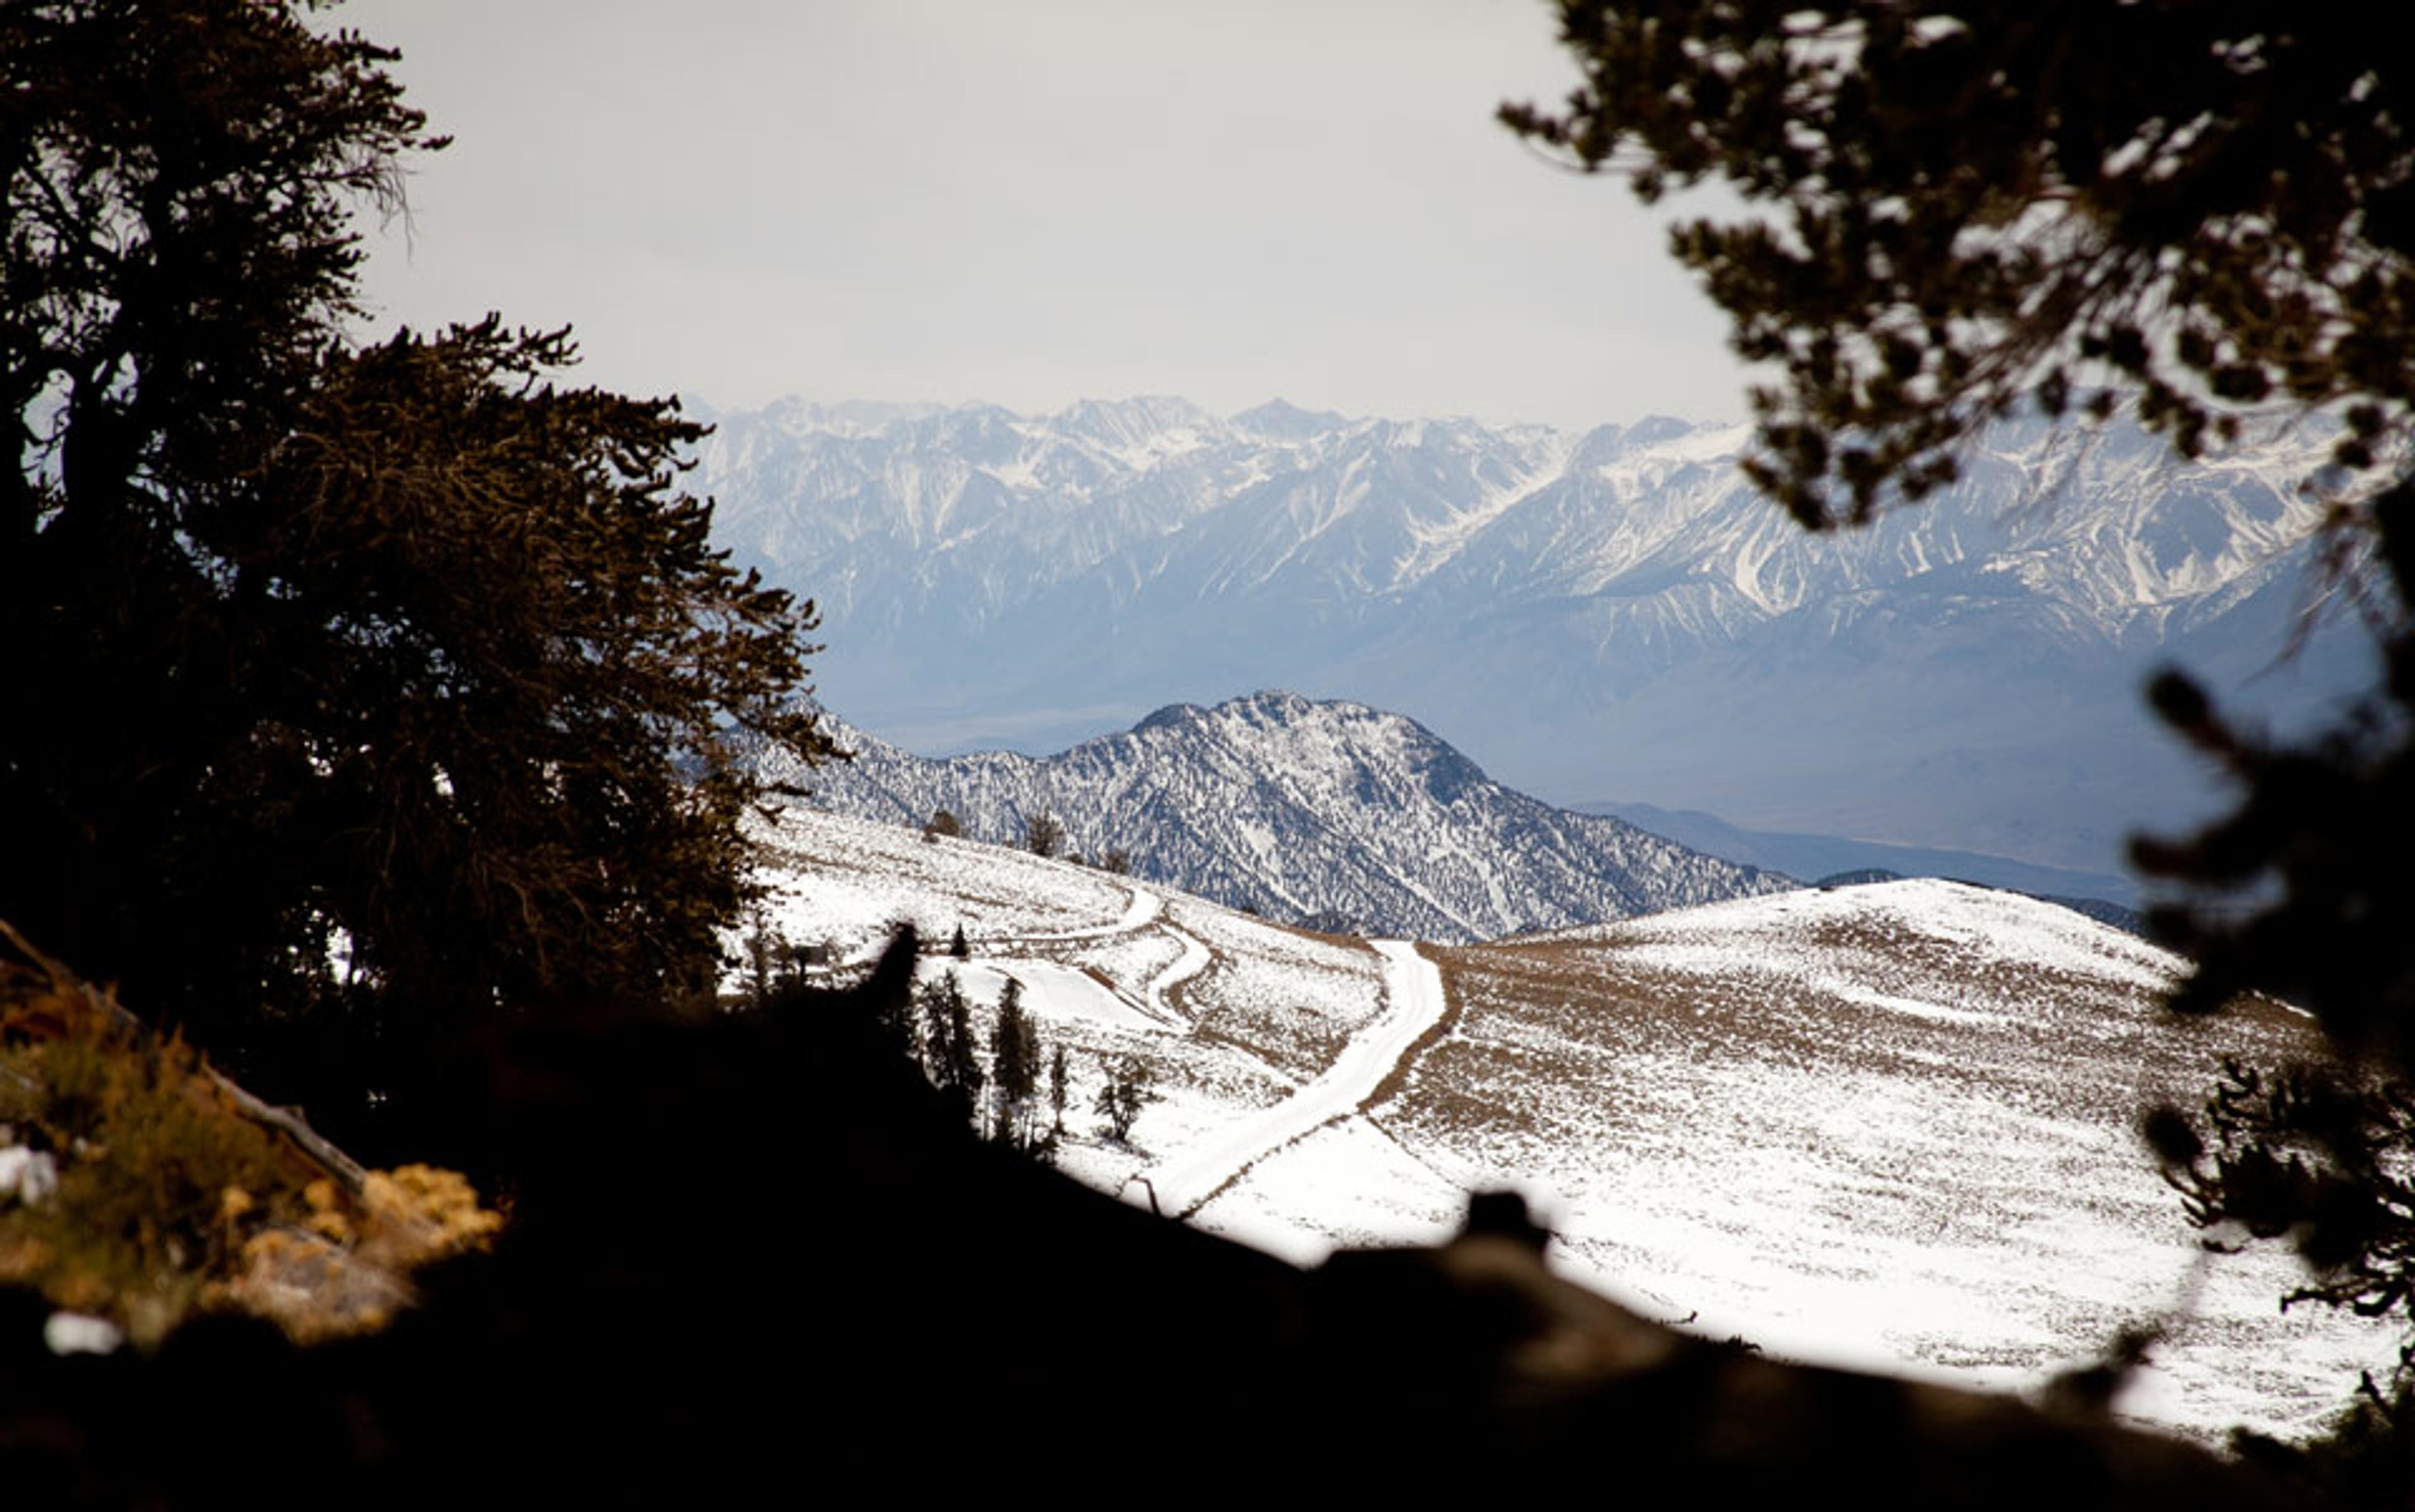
[696,396,2377,872]
[774,690,1792,943]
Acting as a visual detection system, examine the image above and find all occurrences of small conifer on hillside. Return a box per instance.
[1094,1055,1158,1145]
[989,978,1041,1147]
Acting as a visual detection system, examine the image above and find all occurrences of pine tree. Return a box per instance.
[989,977,1040,1145]
[950,923,970,960]
[1049,1045,1070,1137]
[948,982,981,1108]
[916,970,981,1125]
[1093,1055,1158,1144]
[1502,2,2415,527]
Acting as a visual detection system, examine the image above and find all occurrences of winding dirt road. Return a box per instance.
[1139,939,1448,1218]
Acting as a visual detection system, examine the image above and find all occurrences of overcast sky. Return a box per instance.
[342,0,1756,430]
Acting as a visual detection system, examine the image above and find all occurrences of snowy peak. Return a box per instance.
[1106,691,1491,814]
[1230,396,1350,440]
[1048,395,1226,457]
[794,691,1791,942]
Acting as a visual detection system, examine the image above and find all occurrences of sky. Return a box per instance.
[340,0,1757,430]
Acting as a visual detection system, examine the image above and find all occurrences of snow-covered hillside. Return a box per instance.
[697,396,2376,870]
[779,689,1793,942]
[748,807,2401,1447]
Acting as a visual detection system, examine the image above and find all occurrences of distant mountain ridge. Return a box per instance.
[1589,801,2141,906]
[697,395,2377,872]
[775,691,1792,943]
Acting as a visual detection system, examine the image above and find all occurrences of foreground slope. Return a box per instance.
[750,809,2400,1443]
[1403,882,2394,1440]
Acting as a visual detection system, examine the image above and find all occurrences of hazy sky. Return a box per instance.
[341,0,1757,430]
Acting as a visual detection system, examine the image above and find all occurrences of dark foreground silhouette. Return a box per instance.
[2,931,2290,1506]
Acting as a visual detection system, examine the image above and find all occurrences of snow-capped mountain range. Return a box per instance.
[692,395,2377,872]
[779,690,1791,943]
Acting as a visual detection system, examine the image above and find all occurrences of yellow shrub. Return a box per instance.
[2,952,502,1346]
[1,997,286,1345]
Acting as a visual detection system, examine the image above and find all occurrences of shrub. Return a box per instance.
[1024,810,1067,858]
[1093,1056,1158,1144]
[1,929,499,1345]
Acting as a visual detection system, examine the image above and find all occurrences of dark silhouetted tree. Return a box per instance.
[1511,1,2415,1467]
[1,1,838,1157]
[989,977,1041,1147]
[918,970,982,1125]
[874,965,921,1066]
[1504,3,2415,528]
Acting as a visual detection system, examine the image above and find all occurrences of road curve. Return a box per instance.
[1144,924,1213,1021]
[1139,939,1448,1219]
[997,882,1163,945]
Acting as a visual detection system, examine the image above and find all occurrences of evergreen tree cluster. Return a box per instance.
[916,971,982,1128]
[906,969,1040,1153]
[738,911,830,1008]
[889,967,1160,1155]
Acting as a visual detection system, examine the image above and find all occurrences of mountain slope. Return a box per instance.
[697,397,2376,870]
[744,807,2402,1445]
[1411,882,2383,1440]
[780,690,1792,942]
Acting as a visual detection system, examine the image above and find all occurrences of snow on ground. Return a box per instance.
[1004,882,1162,942]
[918,957,1166,1035]
[1543,876,2184,994]
[1142,940,1446,1218]
[1414,879,2402,1445]
[743,806,1138,963]
[1160,895,1385,1078]
[755,816,2401,1448]
[758,807,1386,1213]
[1185,1117,1465,1264]
[1043,933,1185,1019]
[1148,925,1213,1018]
